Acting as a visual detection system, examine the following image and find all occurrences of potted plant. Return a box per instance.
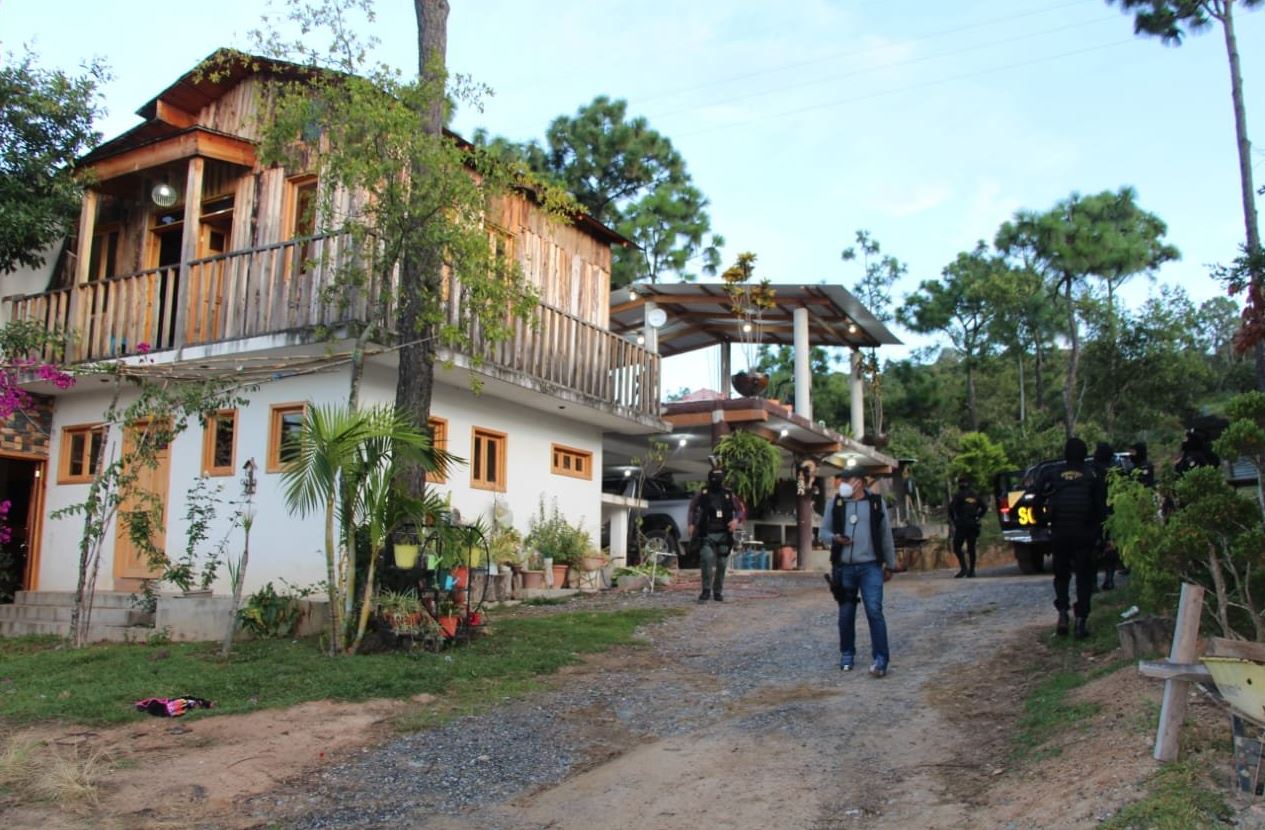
[713,429,781,510]
[436,598,460,638]
[391,523,421,569]
[524,498,591,589]
[720,252,776,398]
[377,588,422,633]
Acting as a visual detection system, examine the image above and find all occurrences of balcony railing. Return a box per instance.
[2,234,660,418]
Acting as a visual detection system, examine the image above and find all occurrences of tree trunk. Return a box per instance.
[324,494,343,654]
[1017,350,1026,427]
[220,511,252,657]
[396,0,449,495]
[1033,332,1046,412]
[1220,1,1265,390]
[966,357,979,432]
[1062,280,1080,437]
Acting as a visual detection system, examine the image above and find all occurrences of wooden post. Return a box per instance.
[171,157,205,349]
[1154,582,1205,761]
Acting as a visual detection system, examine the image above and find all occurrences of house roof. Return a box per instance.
[77,49,629,246]
[607,282,902,357]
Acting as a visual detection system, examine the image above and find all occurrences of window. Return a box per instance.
[551,444,592,480]
[267,403,307,473]
[59,424,106,484]
[470,427,507,492]
[288,176,318,240]
[202,409,238,476]
[426,417,448,484]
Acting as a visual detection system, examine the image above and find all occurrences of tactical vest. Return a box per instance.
[830,493,886,560]
[1046,466,1098,530]
[702,490,735,533]
[950,492,982,529]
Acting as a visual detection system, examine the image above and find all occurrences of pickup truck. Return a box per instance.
[993,463,1055,574]
[602,472,696,567]
[993,453,1133,574]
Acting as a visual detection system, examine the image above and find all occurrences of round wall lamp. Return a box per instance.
[647,308,667,329]
[151,182,180,208]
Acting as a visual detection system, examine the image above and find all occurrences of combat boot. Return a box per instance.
[1074,617,1090,640]
[1056,610,1070,637]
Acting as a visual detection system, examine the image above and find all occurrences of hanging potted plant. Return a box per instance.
[377,588,422,633]
[721,252,777,398]
[436,598,460,639]
[391,523,421,569]
[713,429,781,512]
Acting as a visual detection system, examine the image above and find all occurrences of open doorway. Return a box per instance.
[0,455,44,603]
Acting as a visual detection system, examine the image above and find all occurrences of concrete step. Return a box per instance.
[0,604,152,626]
[14,591,139,610]
[0,618,156,643]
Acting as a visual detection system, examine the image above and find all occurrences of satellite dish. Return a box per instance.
[647,308,667,329]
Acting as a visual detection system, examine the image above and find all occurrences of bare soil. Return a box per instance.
[2,564,1236,829]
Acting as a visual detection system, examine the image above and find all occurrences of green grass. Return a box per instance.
[1101,761,1233,830]
[0,608,670,727]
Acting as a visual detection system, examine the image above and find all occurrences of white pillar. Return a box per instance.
[610,508,629,567]
[643,300,659,354]
[850,349,865,439]
[793,306,811,420]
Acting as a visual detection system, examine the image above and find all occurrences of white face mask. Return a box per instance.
[837,482,854,499]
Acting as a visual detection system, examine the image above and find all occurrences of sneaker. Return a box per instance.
[698,591,711,603]
[840,656,854,672]
[954,569,967,579]
[713,593,724,602]
[869,662,887,678]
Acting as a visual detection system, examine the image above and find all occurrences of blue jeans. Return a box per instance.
[834,561,889,666]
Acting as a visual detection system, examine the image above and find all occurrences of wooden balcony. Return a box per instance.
[1,234,660,418]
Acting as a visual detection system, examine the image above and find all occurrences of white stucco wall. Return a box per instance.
[37,362,604,595]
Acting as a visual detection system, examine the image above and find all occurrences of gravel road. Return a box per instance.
[243,565,1056,830]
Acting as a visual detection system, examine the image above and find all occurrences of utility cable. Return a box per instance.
[672,37,1139,139]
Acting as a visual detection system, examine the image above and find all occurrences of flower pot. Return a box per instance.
[393,543,420,569]
[452,565,469,589]
[521,569,546,590]
[551,563,570,589]
[451,587,468,607]
[776,545,797,570]
[580,555,608,572]
[437,615,459,638]
[731,370,770,398]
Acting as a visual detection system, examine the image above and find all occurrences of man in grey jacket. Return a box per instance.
[820,468,898,677]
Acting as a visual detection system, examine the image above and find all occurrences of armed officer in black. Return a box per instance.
[948,477,987,578]
[687,469,746,602]
[1034,437,1107,639]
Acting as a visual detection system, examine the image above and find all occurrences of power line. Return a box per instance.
[672,37,1139,139]
[646,13,1121,123]
[627,0,1101,107]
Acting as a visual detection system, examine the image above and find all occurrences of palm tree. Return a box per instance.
[282,403,450,654]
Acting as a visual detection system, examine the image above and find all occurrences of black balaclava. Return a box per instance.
[1133,442,1148,463]
[1093,442,1113,465]
[1064,437,1088,465]
[707,470,725,492]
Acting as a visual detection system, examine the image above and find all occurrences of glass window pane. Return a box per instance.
[213,415,235,468]
[487,439,499,483]
[69,433,85,477]
[279,411,303,462]
[89,430,102,473]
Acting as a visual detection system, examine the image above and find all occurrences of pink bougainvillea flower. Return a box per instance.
[136,342,152,355]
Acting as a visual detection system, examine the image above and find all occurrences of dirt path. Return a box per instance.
[10,566,1202,829]
[237,568,1092,830]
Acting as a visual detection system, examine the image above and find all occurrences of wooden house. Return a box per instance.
[0,51,664,634]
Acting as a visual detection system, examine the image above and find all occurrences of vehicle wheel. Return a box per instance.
[1014,543,1044,575]
[643,528,681,567]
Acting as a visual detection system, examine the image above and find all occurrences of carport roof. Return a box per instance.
[607,282,902,358]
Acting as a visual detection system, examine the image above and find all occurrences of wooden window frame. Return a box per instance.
[470,427,507,493]
[201,409,238,477]
[267,403,308,474]
[58,424,106,484]
[426,416,448,484]
[551,443,593,480]
[285,175,319,241]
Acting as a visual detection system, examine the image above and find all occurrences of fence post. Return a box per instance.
[1154,582,1205,761]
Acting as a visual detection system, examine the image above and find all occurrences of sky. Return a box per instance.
[4,0,1263,393]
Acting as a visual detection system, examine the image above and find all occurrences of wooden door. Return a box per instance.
[113,421,171,585]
